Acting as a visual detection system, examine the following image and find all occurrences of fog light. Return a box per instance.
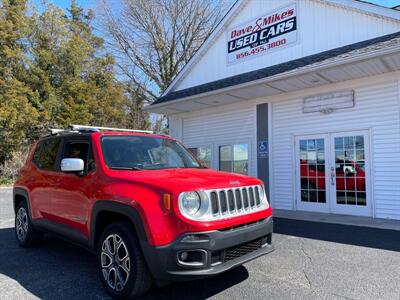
[177,250,207,266]
[180,251,188,261]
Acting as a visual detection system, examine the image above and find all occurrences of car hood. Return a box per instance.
[109,168,262,192]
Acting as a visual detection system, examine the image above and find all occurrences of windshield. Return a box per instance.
[101,136,201,170]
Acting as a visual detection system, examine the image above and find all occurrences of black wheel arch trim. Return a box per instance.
[13,187,32,217]
[89,200,149,250]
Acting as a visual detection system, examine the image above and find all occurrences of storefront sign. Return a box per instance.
[303,90,355,114]
[226,3,298,65]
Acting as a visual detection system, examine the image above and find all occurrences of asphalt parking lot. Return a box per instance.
[1,187,400,300]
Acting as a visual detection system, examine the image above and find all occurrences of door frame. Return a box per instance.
[294,130,372,217]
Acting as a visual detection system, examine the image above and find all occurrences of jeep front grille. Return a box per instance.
[224,238,263,262]
[179,185,268,222]
[206,185,266,219]
[210,234,271,265]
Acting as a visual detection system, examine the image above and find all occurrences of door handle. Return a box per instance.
[330,166,335,186]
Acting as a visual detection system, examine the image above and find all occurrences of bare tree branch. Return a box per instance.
[99,0,228,103]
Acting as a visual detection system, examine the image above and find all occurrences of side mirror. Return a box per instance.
[198,160,208,168]
[344,165,356,176]
[61,158,84,173]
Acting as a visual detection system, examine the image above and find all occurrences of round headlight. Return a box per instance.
[180,192,201,215]
[258,185,266,202]
[258,185,270,207]
[258,184,268,204]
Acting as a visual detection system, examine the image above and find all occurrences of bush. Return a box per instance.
[0,177,14,186]
[0,148,30,185]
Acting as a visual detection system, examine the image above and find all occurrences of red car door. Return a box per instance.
[29,137,62,219]
[51,137,96,237]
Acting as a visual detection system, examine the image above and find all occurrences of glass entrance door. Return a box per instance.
[295,131,371,216]
[330,131,371,216]
[295,135,330,213]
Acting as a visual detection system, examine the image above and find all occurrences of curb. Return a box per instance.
[274,209,400,232]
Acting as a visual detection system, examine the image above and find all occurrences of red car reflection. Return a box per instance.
[300,160,365,191]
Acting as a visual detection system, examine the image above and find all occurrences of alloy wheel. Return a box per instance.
[16,207,29,242]
[101,234,131,292]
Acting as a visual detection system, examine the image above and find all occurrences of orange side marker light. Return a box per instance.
[163,194,171,211]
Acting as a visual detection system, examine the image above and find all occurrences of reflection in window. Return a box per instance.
[64,142,88,160]
[188,147,212,168]
[300,138,326,203]
[37,138,60,170]
[63,142,95,172]
[101,136,200,170]
[219,144,248,175]
[335,136,366,206]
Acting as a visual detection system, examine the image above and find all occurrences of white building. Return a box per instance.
[148,0,400,220]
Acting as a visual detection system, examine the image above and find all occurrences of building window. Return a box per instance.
[188,147,212,168]
[219,144,248,175]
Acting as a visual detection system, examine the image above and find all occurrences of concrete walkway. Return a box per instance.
[274,209,400,231]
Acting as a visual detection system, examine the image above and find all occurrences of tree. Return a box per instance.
[26,2,67,130]
[100,0,227,102]
[124,84,151,130]
[1,0,152,170]
[27,1,139,129]
[0,0,39,165]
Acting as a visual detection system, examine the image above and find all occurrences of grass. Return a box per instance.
[0,177,14,187]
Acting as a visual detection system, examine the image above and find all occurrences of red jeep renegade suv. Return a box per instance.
[13,125,273,299]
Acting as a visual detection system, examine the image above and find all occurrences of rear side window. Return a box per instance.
[32,143,42,166]
[35,138,61,170]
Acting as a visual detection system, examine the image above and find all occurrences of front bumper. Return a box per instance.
[141,216,274,282]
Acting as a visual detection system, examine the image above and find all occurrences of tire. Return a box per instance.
[15,201,43,247]
[98,221,153,299]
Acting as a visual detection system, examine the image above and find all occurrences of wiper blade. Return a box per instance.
[109,166,143,170]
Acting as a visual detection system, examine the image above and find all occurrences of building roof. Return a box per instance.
[152,31,400,106]
[160,0,400,98]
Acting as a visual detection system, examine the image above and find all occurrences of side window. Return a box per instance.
[32,142,42,166]
[63,141,95,172]
[36,138,61,170]
[87,146,96,172]
[188,147,212,168]
[219,144,248,175]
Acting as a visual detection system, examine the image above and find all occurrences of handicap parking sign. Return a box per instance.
[258,140,268,158]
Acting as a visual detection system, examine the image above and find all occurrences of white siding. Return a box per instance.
[271,80,400,219]
[168,115,182,140]
[173,0,400,91]
[170,105,257,176]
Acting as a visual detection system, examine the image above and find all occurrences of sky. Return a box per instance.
[367,0,400,6]
[34,0,400,12]
[36,0,94,10]
[32,0,95,11]
[368,0,400,7]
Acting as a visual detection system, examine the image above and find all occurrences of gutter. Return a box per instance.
[146,44,400,112]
